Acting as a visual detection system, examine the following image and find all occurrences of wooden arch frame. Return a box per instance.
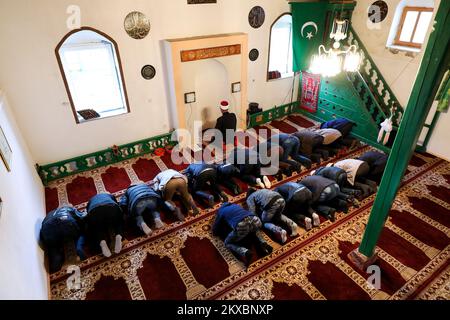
[266,12,293,82]
[55,26,130,123]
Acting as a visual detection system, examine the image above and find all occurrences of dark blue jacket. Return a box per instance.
[300,175,336,203]
[275,182,307,202]
[120,184,161,216]
[268,133,291,145]
[315,166,347,187]
[358,151,388,176]
[320,118,354,137]
[185,163,216,179]
[212,203,255,235]
[216,163,240,179]
[87,193,119,213]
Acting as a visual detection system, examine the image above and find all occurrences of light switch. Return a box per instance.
[184,92,196,104]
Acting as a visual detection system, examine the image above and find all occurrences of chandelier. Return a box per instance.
[310,19,361,77]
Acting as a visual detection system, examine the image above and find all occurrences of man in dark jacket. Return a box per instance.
[228,147,271,189]
[358,150,388,183]
[313,166,361,204]
[84,193,124,257]
[299,175,348,221]
[40,206,86,273]
[246,189,298,244]
[274,182,320,230]
[254,141,300,179]
[215,162,242,195]
[320,118,358,148]
[120,183,165,236]
[185,162,228,207]
[292,130,328,163]
[268,133,312,169]
[212,202,272,266]
[214,100,237,144]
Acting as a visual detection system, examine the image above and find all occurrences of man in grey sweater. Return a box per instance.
[246,189,298,244]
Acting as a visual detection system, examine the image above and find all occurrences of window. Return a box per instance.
[267,14,294,81]
[56,28,129,123]
[394,6,433,49]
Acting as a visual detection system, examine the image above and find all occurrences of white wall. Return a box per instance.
[0,0,296,164]
[0,90,48,299]
[181,55,241,133]
[352,0,450,160]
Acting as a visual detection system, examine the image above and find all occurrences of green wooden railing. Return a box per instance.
[37,131,176,185]
[346,26,404,126]
[247,101,300,128]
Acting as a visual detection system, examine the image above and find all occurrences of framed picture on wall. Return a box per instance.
[0,126,12,172]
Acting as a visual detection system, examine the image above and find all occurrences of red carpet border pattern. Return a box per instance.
[46,116,450,300]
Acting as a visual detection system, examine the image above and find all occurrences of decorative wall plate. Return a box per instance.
[368,1,389,23]
[248,6,265,29]
[124,11,151,39]
[141,65,156,80]
[249,49,259,61]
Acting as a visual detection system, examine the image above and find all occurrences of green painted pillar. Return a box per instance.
[351,1,450,264]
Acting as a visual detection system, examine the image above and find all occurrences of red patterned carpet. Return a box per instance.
[46,115,450,300]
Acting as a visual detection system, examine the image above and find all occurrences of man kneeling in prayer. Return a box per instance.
[212,202,273,267]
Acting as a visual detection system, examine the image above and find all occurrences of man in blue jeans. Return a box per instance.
[268,133,312,169]
[212,202,272,266]
[120,183,165,236]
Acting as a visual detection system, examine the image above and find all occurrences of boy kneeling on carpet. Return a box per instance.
[212,202,273,267]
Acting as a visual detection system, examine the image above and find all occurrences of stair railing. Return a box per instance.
[346,25,404,126]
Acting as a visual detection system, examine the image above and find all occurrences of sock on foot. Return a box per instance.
[312,213,320,227]
[274,229,287,244]
[291,223,299,236]
[304,218,312,231]
[141,222,153,236]
[100,240,112,258]
[263,176,271,189]
[154,218,165,229]
[114,234,122,254]
[256,178,265,189]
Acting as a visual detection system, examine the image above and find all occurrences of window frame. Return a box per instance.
[55,27,130,124]
[394,6,433,49]
[266,12,294,82]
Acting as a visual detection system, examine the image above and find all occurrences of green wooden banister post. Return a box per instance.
[349,1,450,268]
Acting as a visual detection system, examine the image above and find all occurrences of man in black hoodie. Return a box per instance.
[120,183,165,236]
[274,182,320,230]
[185,162,229,207]
[84,193,124,257]
[40,206,86,273]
